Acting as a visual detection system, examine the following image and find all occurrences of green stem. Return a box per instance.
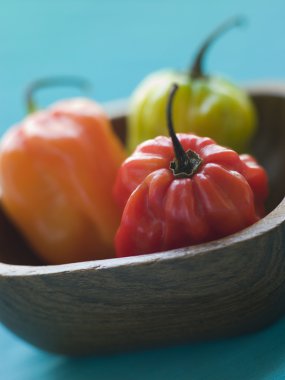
[167,84,202,178]
[25,76,92,114]
[190,15,246,79]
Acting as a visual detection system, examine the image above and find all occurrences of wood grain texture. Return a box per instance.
[0,84,285,354]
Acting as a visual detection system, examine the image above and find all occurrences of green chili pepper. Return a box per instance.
[127,16,256,153]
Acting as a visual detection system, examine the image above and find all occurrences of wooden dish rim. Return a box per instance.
[0,82,284,277]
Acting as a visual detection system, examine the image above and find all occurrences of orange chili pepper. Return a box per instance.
[0,81,126,264]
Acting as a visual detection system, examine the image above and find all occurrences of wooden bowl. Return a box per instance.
[1,83,285,355]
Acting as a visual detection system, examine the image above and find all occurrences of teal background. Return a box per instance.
[1,0,285,379]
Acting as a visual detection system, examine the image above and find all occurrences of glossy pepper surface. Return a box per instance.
[0,97,126,264]
[114,84,268,258]
[127,16,256,154]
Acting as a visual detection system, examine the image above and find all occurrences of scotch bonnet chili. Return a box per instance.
[114,84,268,257]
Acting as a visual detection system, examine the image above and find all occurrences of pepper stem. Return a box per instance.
[25,76,92,114]
[190,16,246,79]
[167,84,202,178]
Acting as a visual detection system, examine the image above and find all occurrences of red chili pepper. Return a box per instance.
[114,84,268,257]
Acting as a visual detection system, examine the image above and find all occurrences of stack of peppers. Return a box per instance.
[0,15,269,263]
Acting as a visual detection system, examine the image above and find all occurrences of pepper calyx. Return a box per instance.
[170,149,202,179]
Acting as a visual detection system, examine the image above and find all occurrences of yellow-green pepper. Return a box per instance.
[127,16,256,153]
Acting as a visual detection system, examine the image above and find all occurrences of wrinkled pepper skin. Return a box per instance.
[0,98,126,264]
[114,134,268,257]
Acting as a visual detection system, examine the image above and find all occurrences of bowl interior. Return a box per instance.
[1,91,285,266]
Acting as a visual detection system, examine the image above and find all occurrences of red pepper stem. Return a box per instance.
[25,76,92,114]
[190,15,246,79]
[167,84,202,178]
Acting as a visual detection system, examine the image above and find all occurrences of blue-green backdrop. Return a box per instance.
[1,1,285,379]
